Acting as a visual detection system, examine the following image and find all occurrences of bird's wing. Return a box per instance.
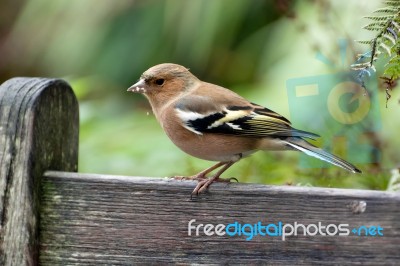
[174,95,319,139]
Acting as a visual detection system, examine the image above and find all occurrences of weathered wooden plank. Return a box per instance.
[41,171,400,265]
[0,78,79,265]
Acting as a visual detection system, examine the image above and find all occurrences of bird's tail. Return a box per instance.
[284,137,362,173]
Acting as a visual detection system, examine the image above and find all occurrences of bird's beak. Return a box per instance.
[127,79,147,93]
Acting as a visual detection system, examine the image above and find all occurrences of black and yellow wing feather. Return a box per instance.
[174,96,319,139]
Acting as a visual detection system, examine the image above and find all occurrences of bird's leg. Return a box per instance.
[191,161,236,196]
[172,161,226,181]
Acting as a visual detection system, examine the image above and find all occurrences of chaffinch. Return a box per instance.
[128,63,361,196]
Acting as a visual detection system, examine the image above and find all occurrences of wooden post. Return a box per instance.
[0,78,79,265]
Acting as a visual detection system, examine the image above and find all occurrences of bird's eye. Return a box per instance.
[155,79,165,86]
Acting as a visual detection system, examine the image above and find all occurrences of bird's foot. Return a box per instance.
[190,176,238,199]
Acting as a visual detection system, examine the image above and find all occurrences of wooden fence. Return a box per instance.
[0,78,399,265]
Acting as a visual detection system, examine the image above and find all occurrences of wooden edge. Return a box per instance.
[44,171,400,199]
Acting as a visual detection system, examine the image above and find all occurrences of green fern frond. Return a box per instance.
[383,33,396,45]
[364,15,396,21]
[391,20,400,30]
[352,1,400,103]
[362,25,388,32]
[387,168,400,192]
[385,1,400,7]
[355,40,374,45]
[384,42,400,80]
[373,7,398,13]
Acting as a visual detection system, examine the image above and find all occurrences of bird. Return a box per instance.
[127,63,361,197]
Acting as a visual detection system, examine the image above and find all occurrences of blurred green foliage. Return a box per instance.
[1,0,399,191]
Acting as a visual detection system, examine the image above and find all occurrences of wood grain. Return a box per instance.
[40,171,400,265]
[0,78,79,265]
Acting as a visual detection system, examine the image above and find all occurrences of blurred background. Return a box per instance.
[1,0,399,190]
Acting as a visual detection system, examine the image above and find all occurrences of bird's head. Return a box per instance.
[128,63,199,101]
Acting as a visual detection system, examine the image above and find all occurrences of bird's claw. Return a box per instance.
[212,176,239,183]
[190,179,210,199]
[190,176,239,199]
